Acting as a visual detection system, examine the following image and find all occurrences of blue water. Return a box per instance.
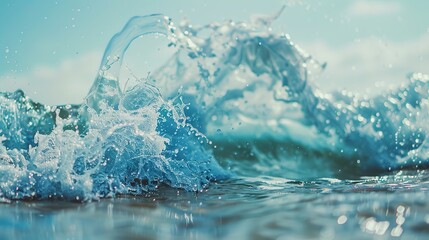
[1,13,429,239]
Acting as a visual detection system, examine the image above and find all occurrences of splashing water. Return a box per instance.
[0,13,428,201]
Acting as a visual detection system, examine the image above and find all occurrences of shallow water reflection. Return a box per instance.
[1,170,429,239]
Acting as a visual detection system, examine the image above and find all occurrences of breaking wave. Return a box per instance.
[1,13,428,200]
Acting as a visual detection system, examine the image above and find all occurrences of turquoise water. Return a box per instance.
[2,172,429,239]
[1,13,429,239]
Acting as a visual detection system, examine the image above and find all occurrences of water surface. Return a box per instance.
[1,13,429,239]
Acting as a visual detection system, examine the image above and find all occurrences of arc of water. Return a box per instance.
[85,14,198,111]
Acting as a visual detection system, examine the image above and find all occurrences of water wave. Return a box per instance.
[1,13,428,200]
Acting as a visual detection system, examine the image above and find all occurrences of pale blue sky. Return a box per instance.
[1,0,428,104]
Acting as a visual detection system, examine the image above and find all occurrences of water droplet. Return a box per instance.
[397,205,405,214]
[337,215,347,224]
[391,226,403,237]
